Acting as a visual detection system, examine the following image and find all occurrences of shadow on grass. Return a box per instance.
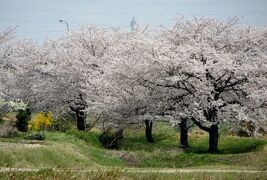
[120,134,178,152]
[65,125,266,156]
[185,136,267,154]
[120,130,267,155]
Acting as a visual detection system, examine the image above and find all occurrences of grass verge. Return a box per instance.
[0,169,266,180]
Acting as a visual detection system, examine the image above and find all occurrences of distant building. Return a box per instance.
[130,17,137,31]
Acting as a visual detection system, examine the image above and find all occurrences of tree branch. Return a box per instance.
[190,117,210,132]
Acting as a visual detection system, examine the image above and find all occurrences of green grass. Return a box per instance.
[66,129,101,147]
[0,122,266,171]
[118,122,267,170]
[0,131,122,169]
[186,136,266,154]
[120,123,178,152]
[0,169,266,180]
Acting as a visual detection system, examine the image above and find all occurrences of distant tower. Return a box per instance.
[130,17,137,31]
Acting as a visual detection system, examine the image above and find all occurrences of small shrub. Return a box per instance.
[16,108,31,132]
[28,112,53,131]
[98,131,122,149]
[51,116,72,132]
[237,128,251,137]
[25,131,45,140]
[236,120,257,137]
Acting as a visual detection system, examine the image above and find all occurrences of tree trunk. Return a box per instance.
[144,120,154,143]
[208,124,219,152]
[76,110,86,131]
[179,118,189,148]
[115,128,124,139]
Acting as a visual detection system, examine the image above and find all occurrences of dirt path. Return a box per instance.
[0,167,265,174]
[125,168,264,173]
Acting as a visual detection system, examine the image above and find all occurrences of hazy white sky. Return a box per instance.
[0,0,266,41]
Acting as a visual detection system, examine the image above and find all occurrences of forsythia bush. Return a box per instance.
[28,112,53,131]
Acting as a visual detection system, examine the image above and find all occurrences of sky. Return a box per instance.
[0,0,266,42]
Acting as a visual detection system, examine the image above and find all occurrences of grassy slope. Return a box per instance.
[0,122,266,171]
[119,123,267,170]
[0,132,122,169]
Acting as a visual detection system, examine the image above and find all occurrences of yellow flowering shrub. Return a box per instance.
[28,112,53,131]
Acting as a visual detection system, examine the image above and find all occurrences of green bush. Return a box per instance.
[25,131,45,140]
[16,108,31,132]
[51,116,73,132]
[98,131,122,149]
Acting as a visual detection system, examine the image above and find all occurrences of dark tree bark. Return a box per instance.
[75,109,86,131]
[144,119,154,143]
[208,124,219,152]
[178,118,189,148]
[69,93,87,131]
[115,128,124,139]
[191,117,219,152]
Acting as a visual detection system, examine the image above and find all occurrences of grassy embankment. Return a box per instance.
[0,113,267,179]
[0,122,266,170]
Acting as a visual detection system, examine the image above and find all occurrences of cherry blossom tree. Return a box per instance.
[0,27,19,118]
[158,17,267,152]
[101,26,196,145]
[105,17,267,151]
[0,26,17,100]
[86,28,163,142]
[35,26,112,130]
[5,26,111,131]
